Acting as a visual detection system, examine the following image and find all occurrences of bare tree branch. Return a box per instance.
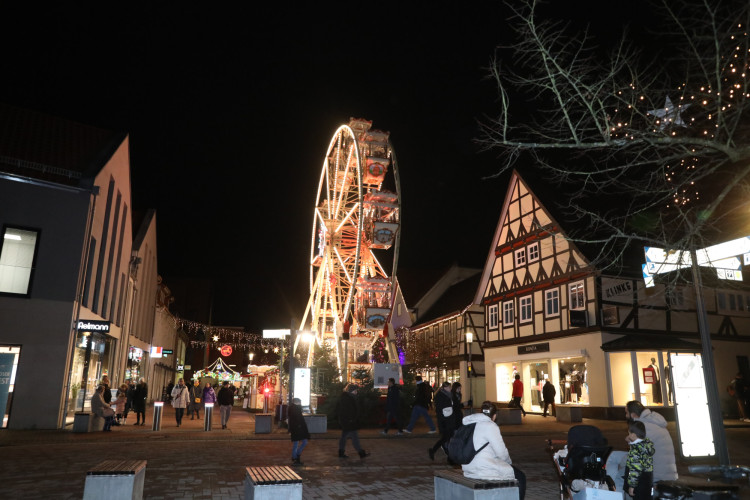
[479,0,750,273]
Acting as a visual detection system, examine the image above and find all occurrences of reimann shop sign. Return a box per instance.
[77,320,110,333]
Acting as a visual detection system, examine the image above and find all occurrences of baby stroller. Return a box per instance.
[548,424,616,499]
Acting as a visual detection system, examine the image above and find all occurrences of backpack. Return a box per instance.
[447,423,489,464]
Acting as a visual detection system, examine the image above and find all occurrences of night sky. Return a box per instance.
[0,3,637,331]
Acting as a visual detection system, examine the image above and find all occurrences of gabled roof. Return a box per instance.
[474,170,593,304]
[0,102,124,187]
[416,271,481,325]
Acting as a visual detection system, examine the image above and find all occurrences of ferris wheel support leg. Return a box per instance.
[385,338,399,365]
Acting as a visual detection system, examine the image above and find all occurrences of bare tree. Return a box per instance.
[480,0,750,270]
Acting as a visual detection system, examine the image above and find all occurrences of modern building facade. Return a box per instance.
[0,105,174,429]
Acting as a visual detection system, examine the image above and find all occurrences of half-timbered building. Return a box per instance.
[476,171,750,418]
[402,264,485,405]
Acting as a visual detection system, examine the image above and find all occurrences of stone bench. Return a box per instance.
[303,414,327,433]
[497,408,522,425]
[244,465,302,500]
[83,459,147,500]
[434,469,519,499]
[254,413,274,434]
[73,412,104,433]
[556,405,582,423]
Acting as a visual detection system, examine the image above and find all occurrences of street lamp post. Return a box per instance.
[466,331,473,410]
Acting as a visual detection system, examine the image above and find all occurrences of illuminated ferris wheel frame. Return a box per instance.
[299,120,401,372]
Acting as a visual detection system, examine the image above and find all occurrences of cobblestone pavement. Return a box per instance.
[2,406,749,499]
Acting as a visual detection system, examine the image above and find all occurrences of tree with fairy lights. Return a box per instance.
[480,0,750,267]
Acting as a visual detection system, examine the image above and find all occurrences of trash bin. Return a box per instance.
[74,412,92,433]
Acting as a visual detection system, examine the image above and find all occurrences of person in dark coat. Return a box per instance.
[542,379,557,417]
[337,384,369,459]
[451,382,465,429]
[132,377,148,426]
[381,377,403,435]
[188,379,202,420]
[429,381,458,461]
[288,397,310,465]
[404,375,437,433]
[101,375,112,404]
[124,379,135,424]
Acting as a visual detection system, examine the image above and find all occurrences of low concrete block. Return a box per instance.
[497,408,522,425]
[303,414,327,433]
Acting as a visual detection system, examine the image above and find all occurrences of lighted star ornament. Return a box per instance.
[212,335,220,342]
[648,96,690,129]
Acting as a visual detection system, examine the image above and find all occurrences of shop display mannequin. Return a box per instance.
[649,358,662,404]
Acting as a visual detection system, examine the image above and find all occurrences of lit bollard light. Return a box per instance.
[152,401,163,431]
[204,402,213,431]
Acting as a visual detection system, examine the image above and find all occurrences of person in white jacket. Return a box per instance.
[462,401,526,500]
[626,401,678,482]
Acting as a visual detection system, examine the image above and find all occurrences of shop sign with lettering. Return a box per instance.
[518,342,550,355]
[77,320,110,333]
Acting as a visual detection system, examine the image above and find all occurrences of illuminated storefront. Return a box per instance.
[69,320,113,413]
[126,346,144,382]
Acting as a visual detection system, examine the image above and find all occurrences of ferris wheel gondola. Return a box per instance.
[299,118,401,375]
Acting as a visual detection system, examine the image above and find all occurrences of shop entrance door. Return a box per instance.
[529,362,549,412]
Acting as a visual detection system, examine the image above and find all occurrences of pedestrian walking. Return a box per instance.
[451,382,465,428]
[728,372,750,422]
[381,377,403,435]
[171,378,190,427]
[337,384,370,459]
[132,377,148,426]
[542,378,556,417]
[288,397,310,465]
[189,379,202,419]
[403,375,436,434]
[217,381,234,429]
[510,373,527,416]
[429,381,458,461]
[203,382,217,406]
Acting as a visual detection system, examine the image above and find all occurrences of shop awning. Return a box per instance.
[601,334,701,352]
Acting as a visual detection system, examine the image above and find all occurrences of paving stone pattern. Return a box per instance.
[2,406,749,499]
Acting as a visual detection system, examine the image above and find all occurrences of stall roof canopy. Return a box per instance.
[601,334,701,352]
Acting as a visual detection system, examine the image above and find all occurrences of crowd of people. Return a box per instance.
[88,370,689,499]
[88,375,240,430]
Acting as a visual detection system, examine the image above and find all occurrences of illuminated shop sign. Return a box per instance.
[517,342,550,355]
[77,320,110,333]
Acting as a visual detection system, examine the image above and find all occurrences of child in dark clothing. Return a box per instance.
[625,420,655,499]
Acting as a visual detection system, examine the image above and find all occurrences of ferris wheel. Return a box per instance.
[299,118,401,373]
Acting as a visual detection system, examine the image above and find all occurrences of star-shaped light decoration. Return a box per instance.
[648,96,690,130]
[212,335,219,342]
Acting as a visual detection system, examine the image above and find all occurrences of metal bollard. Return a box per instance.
[204,402,213,431]
[152,401,163,431]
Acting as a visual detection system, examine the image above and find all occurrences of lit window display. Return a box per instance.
[126,346,144,383]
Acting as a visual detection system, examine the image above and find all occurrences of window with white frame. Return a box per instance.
[515,248,526,267]
[0,226,40,296]
[488,304,498,329]
[569,281,585,310]
[545,288,560,317]
[527,242,540,263]
[503,301,514,326]
[519,295,533,323]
